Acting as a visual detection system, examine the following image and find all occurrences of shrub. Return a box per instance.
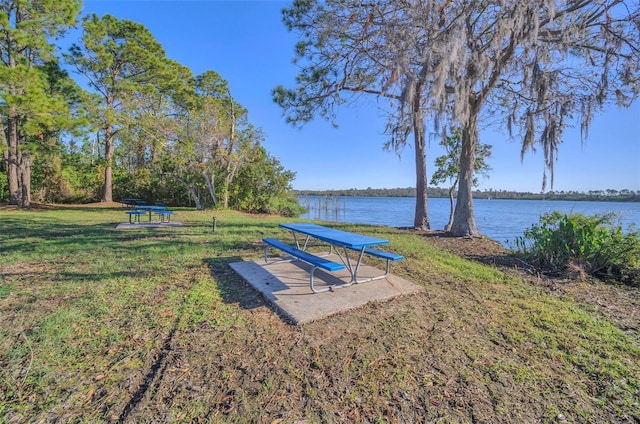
[514,211,640,287]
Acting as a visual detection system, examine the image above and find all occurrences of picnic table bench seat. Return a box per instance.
[154,209,174,222]
[342,246,403,282]
[359,247,404,262]
[263,237,346,293]
[125,210,146,224]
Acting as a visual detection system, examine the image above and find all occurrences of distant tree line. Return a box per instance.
[294,188,640,202]
[1,2,301,216]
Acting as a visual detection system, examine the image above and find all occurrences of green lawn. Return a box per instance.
[0,206,638,423]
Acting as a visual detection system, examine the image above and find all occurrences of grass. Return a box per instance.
[0,205,638,423]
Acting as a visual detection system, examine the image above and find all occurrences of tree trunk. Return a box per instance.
[103,162,113,203]
[222,180,229,209]
[19,152,31,207]
[444,180,457,232]
[222,159,241,209]
[412,90,429,230]
[102,126,114,203]
[450,109,480,237]
[1,127,7,203]
[223,97,237,210]
[6,117,21,205]
[188,187,202,210]
[203,170,218,207]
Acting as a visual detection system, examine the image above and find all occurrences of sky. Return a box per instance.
[63,0,640,193]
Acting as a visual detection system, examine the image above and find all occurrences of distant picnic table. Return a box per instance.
[120,199,175,224]
[120,198,146,208]
[135,205,174,223]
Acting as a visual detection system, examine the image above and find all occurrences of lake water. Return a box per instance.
[297,196,640,247]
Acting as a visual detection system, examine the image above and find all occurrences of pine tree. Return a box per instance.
[0,0,81,206]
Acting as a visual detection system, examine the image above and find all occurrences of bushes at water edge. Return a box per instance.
[514,211,640,287]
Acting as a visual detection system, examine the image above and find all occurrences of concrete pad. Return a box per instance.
[229,254,424,325]
[116,221,184,229]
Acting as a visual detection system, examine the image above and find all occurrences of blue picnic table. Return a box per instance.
[120,198,146,208]
[135,205,168,222]
[264,223,403,293]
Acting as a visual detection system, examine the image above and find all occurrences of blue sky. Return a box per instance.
[67,0,640,193]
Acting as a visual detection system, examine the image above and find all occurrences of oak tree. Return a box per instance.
[274,0,640,236]
[426,0,639,236]
[273,0,437,229]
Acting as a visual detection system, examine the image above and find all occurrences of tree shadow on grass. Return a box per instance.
[2,217,182,254]
[203,256,268,311]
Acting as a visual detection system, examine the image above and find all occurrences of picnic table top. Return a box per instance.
[135,205,166,211]
[279,223,389,248]
[121,198,146,205]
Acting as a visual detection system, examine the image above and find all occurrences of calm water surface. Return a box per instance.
[298,196,640,247]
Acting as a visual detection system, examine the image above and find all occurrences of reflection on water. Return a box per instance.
[298,196,346,222]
